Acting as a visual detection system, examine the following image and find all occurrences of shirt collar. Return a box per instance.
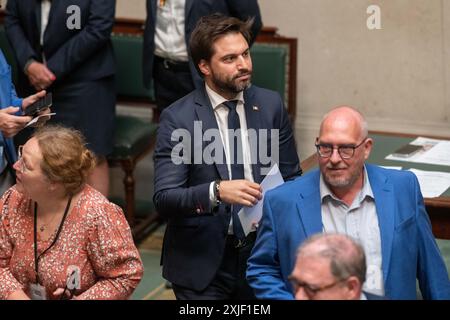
[320,165,374,203]
[205,83,244,110]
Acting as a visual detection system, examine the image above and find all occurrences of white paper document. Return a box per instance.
[408,168,450,198]
[25,113,56,128]
[239,163,284,236]
[386,137,450,166]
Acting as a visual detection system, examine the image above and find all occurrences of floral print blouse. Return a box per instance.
[0,185,143,300]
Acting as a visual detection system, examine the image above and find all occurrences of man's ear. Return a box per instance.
[345,276,362,300]
[198,59,210,77]
[363,138,373,160]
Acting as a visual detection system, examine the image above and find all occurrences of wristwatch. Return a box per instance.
[213,180,222,205]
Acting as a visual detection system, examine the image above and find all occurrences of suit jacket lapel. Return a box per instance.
[368,165,395,283]
[33,0,41,43]
[149,0,157,23]
[45,0,61,38]
[243,87,262,183]
[194,88,229,180]
[296,171,323,236]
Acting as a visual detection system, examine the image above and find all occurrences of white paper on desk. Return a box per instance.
[385,136,450,166]
[408,168,450,198]
[239,163,284,236]
[25,113,56,128]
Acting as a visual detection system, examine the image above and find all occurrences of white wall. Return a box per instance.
[117,0,450,159]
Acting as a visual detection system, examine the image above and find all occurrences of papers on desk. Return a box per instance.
[408,168,450,198]
[386,137,450,167]
[239,163,284,236]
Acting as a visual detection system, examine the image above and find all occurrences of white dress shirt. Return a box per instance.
[154,0,189,62]
[320,167,385,296]
[40,0,52,47]
[205,84,254,234]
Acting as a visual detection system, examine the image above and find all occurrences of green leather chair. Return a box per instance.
[110,33,159,239]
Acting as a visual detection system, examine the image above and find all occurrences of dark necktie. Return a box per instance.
[223,100,246,241]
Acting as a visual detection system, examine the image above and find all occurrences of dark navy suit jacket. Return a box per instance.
[5,0,116,94]
[153,84,301,291]
[247,165,450,300]
[143,0,262,89]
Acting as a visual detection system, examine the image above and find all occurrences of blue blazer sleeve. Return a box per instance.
[413,175,450,299]
[246,193,295,300]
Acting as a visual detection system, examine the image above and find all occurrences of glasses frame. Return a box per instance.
[17,145,26,173]
[315,137,368,159]
[288,274,346,297]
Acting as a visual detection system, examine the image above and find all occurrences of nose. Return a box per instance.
[12,159,21,172]
[329,147,342,164]
[237,55,250,70]
[295,287,310,300]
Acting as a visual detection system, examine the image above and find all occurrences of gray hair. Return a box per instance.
[297,233,366,284]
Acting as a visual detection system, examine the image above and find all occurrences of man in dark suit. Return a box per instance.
[5,0,116,196]
[289,233,385,300]
[143,0,262,115]
[153,14,301,299]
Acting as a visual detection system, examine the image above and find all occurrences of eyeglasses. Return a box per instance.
[16,145,27,173]
[288,275,346,297]
[315,137,367,159]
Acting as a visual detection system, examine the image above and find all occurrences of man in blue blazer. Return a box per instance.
[247,106,450,300]
[143,0,262,113]
[153,14,300,299]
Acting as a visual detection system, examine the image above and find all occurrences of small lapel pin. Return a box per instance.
[252,105,259,111]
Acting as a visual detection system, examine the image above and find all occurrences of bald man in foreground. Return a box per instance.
[290,233,382,300]
[247,106,450,300]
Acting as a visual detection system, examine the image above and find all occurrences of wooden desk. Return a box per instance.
[300,131,450,239]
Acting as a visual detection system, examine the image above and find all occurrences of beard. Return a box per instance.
[323,165,362,189]
[211,69,252,95]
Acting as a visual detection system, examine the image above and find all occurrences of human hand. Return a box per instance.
[22,90,46,109]
[0,107,32,137]
[26,62,56,90]
[219,180,262,207]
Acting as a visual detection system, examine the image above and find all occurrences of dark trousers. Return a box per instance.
[153,56,195,112]
[172,232,257,300]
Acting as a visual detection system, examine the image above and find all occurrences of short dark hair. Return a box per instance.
[189,13,254,76]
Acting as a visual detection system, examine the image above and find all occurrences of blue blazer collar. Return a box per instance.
[296,170,323,236]
[366,164,395,283]
[193,87,228,180]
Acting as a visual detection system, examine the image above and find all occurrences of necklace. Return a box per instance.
[38,213,59,233]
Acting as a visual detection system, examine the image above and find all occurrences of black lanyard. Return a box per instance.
[33,196,73,284]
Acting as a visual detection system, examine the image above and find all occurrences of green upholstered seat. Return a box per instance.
[110,115,157,159]
[251,43,288,106]
[111,33,154,101]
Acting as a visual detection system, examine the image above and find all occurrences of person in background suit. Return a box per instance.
[153,14,301,299]
[0,48,47,195]
[247,106,450,300]
[5,0,116,196]
[290,233,384,300]
[143,0,262,116]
